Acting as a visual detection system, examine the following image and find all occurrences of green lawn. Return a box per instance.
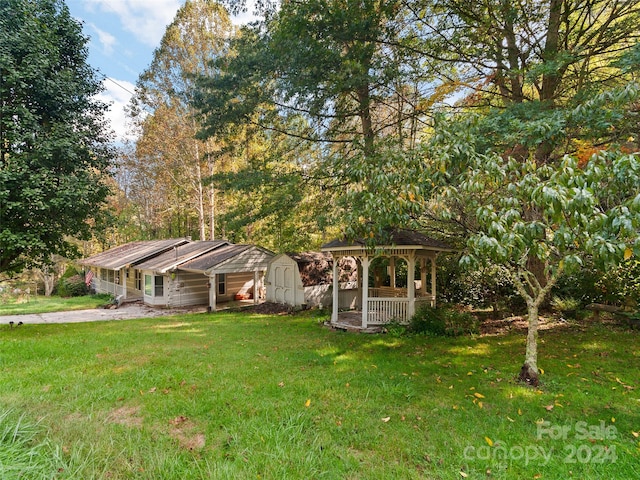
[0,294,112,315]
[0,310,638,479]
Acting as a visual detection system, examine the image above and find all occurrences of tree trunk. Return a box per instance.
[519,301,540,386]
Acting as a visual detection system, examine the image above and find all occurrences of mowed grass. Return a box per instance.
[0,294,112,315]
[0,310,638,479]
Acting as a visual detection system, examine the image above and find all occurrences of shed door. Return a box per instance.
[274,265,296,305]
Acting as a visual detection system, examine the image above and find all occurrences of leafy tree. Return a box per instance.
[0,0,113,275]
[411,0,640,162]
[127,0,234,240]
[428,142,640,384]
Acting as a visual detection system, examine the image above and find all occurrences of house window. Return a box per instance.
[100,269,107,281]
[135,270,142,291]
[107,270,115,284]
[154,276,164,297]
[144,275,152,296]
[217,273,226,295]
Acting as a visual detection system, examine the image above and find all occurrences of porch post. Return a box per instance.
[420,258,427,297]
[362,256,370,329]
[331,255,339,323]
[431,256,437,307]
[209,273,217,312]
[407,253,416,319]
[122,268,128,300]
[253,270,260,305]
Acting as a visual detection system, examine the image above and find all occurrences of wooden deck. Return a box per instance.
[327,311,383,333]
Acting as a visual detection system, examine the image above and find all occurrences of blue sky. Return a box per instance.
[66,0,256,143]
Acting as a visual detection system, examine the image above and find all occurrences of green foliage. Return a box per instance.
[596,259,640,307]
[61,265,80,280]
[55,275,89,298]
[552,265,606,305]
[550,296,581,319]
[0,0,114,274]
[408,304,479,337]
[437,258,525,314]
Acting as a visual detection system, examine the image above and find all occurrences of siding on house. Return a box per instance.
[166,272,209,307]
[212,272,256,302]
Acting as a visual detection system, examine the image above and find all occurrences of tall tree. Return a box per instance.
[0,0,113,275]
[410,0,640,161]
[127,0,234,240]
[196,0,443,241]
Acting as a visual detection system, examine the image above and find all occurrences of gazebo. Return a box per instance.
[321,229,454,331]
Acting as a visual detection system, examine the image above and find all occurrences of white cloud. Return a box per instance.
[89,23,117,55]
[84,0,181,47]
[97,77,137,143]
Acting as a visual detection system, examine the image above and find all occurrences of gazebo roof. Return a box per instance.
[321,229,453,252]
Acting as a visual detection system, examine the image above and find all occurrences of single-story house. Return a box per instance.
[321,229,454,331]
[177,244,274,311]
[81,239,274,311]
[81,238,191,301]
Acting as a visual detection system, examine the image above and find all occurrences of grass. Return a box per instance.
[0,309,638,479]
[0,294,112,315]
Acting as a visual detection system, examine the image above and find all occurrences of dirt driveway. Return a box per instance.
[0,301,208,325]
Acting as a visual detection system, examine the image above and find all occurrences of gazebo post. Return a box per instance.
[361,256,370,329]
[420,258,427,297]
[407,253,416,318]
[431,256,437,307]
[332,256,339,323]
[390,257,396,288]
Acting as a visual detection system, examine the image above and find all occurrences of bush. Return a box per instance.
[408,304,479,337]
[56,274,88,297]
[550,296,581,319]
[436,258,525,315]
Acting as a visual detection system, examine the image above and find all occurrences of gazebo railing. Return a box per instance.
[366,297,410,324]
[366,294,436,325]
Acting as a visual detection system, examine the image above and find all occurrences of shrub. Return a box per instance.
[56,274,88,297]
[408,304,479,337]
[550,296,581,319]
[436,258,524,315]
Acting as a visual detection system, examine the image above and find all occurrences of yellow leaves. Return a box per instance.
[304,399,311,408]
[539,368,545,375]
[381,416,391,423]
[624,248,633,260]
[459,470,468,478]
[632,431,639,438]
[466,388,486,409]
[484,436,494,447]
[518,408,523,416]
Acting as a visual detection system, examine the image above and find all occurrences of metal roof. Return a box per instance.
[178,244,253,272]
[321,229,453,251]
[134,240,229,273]
[80,238,191,270]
